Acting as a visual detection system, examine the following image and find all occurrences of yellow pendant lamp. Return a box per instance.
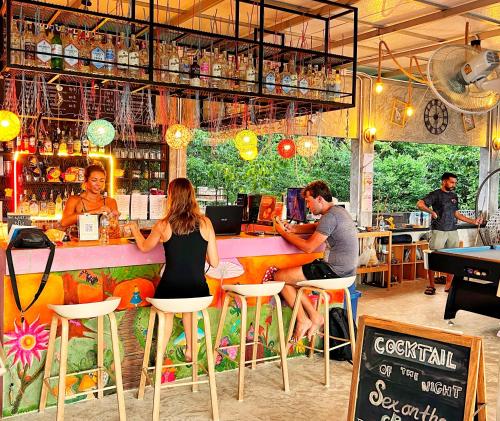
[0,110,21,142]
[296,136,319,157]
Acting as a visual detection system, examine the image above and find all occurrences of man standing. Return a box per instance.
[417,172,482,295]
[272,180,358,341]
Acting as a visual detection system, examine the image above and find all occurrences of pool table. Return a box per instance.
[428,246,500,320]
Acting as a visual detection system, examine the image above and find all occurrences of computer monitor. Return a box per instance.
[286,188,306,222]
[205,205,244,236]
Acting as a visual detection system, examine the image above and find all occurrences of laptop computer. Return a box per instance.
[205,205,243,236]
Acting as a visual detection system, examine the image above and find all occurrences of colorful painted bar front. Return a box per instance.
[0,235,343,417]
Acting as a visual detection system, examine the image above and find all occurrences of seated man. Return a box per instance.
[271,180,358,341]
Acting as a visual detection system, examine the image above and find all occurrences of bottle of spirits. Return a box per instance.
[67,130,74,155]
[116,33,129,77]
[18,194,25,214]
[81,135,89,156]
[179,47,190,84]
[90,140,98,154]
[237,54,247,91]
[29,194,39,216]
[128,34,140,78]
[280,63,292,96]
[168,41,180,83]
[11,20,22,65]
[211,48,222,88]
[21,192,31,215]
[227,54,236,89]
[24,23,36,66]
[199,49,210,87]
[159,41,168,82]
[298,65,309,98]
[100,211,110,245]
[73,135,81,155]
[139,40,148,79]
[59,130,67,154]
[289,58,298,96]
[333,69,342,99]
[43,133,52,154]
[39,192,48,217]
[264,61,276,95]
[51,27,63,70]
[55,193,63,215]
[104,34,116,76]
[28,133,36,154]
[47,191,56,216]
[36,26,52,68]
[64,30,80,71]
[246,53,256,93]
[62,190,69,210]
[52,130,60,156]
[91,34,106,74]
[79,32,91,74]
[190,53,201,87]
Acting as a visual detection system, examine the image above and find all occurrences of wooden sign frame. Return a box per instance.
[347,315,486,421]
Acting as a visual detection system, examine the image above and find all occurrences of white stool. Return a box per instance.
[214,282,289,401]
[286,276,357,387]
[423,249,432,270]
[137,296,218,421]
[39,297,125,421]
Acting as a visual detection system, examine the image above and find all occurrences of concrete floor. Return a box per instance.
[11,279,500,420]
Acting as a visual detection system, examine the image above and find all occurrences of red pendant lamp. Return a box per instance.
[277,138,296,159]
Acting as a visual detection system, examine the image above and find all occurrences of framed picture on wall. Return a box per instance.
[390,99,407,127]
[462,113,475,132]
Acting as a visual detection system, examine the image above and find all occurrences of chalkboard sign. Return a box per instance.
[348,316,486,421]
[7,213,32,232]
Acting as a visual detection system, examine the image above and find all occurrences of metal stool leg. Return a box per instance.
[321,292,330,388]
[344,287,356,353]
[97,315,104,399]
[152,311,166,421]
[138,308,156,399]
[39,315,58,412]
[237,296,248,401]
[251,296,262,369]
[109,312,126,421]
[191,311,199,393]
[56,318,69,421]
[202,308,219,421]
[214,294,230,354]
[274,294,290,392]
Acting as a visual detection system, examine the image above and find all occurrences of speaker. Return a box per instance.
[236,193,248,221]
[247,194,262,223]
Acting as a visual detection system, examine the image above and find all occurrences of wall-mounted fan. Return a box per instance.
[427,45,500,114]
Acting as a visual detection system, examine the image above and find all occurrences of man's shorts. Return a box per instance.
[429,230,459,250]
[302,259,340,280]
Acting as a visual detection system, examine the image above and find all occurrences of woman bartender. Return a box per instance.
[61,164,119,228]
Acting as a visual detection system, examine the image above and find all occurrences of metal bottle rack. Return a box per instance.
[0,0,358,126]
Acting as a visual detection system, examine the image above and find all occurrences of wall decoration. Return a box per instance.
[462,113,475,132]
[424,99,449,135]
[390,99,407,127]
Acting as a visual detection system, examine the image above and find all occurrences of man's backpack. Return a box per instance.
[328,307,357,362]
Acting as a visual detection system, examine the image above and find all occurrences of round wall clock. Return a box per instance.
[424,99,448,135]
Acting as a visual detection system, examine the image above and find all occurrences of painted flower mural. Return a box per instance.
[5,318,49,367]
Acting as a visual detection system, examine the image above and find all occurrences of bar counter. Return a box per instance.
[0,233,332,417]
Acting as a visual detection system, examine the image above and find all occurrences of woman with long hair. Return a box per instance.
[127,178,219,361]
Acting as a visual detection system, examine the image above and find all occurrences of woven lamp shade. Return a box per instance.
[165,124,192,149]
[0,110,21,142]
[296,136,319,157]
[277,138,296,159]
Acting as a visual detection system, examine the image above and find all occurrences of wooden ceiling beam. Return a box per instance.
[331,0,500,48]
[47,0,83,25]
[168,0,226,26]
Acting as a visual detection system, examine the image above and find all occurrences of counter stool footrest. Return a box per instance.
[245,355,281,364]
[71,385,117,399]
[145,361,193,371]
[45,366,107,380]
[161,379,209,390]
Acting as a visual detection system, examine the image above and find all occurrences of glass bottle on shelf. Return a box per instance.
[55,193,63,215]
[59,130,67,154]
[298,65,309,98]
[100,211,110,245]
[211,48,222,88]
[43,133,52,154]
[199,49,210,87]
[47,191,55,216]
[24,23,36,66]
[11,20,22,65]
[73,134,81,155]
[168,41,180,83]
[227,54,236,89]
[280,62,292,96]
[311,65,323,99]
[128,34,140,78]
[104,34,116,76]
[36,26,52,69]
[237,54,247,91]
[264,61,276,95]
[21,192,30,215]
[179,47,190,84]
[159,41,168,82]
[117,32,129,77]
[139,40,148,79]
[333,69,342,99]
[91,34,106,74]
[51,27,63,70]
[90,141,98,154]
[67,130,74,155]
[190,52,201,87]
[28,133,36,154]
[81,135,89,156]
[79,32,91,74]
[246,53,256,93]
[29,194,39,216]
[64,30,80,71]
[62,190,68,210]
[21,133,29,152]
[52,130,60,156]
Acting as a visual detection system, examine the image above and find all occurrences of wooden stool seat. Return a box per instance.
[138,296,219,421]
[214,283,289,401]
[39,297,126,421]
[287,276,357,388]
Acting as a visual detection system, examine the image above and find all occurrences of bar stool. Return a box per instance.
[286,276,357,388]
[214,282,289,401]
[39,297,126,421]
[137,296,218,421]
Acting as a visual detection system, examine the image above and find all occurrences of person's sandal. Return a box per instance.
[424,286,436,295]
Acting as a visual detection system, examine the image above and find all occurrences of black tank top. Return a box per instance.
[155,229,210,299]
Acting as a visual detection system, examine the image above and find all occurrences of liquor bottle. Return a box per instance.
[67,130,74,155]
[81,135,89,156]
[289,58,298,96]
[51,27,63,70]
[43,133,53,154]
[39,192,48,217]
[311,65,322,99]
[55,193,63,215]
[59,130,67,154]
[28,133,36,154]
[237,55,247,91]
[90,140,98,154]
[139,40,148,79]
[64,30,80,71]
[333,69,342,99]
[15,135,22,151]
[168,41,180,83]
[47,191,56,216]
[104,34,116,76]
[199,49,210,87]
[116,33,129,77]
[100,211,110,245]
[280,63,292,96]
[226,54,236,89]
[128,34,140,78]
[159,41,169,82]
[79,32,91,73]
[24,23,36,66]
[22,134,29,152]
[211,48,222,88]
[62,190,69,210]
[73,135,81,155]
[21,192,30,215]
[29,194,39,216]
[98,145,105,154]
[179,47,190,84]
[36,26,52,68]
[190,53,201,87]
[52,130,60,156]
[18,194,25,214]
[246,53,256,93]
[11,20,22,65]
[264,61,276,95]
[91,34,106,74]
[298,65,309,98]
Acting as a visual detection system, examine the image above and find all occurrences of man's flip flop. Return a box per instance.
[424,286,436,295]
